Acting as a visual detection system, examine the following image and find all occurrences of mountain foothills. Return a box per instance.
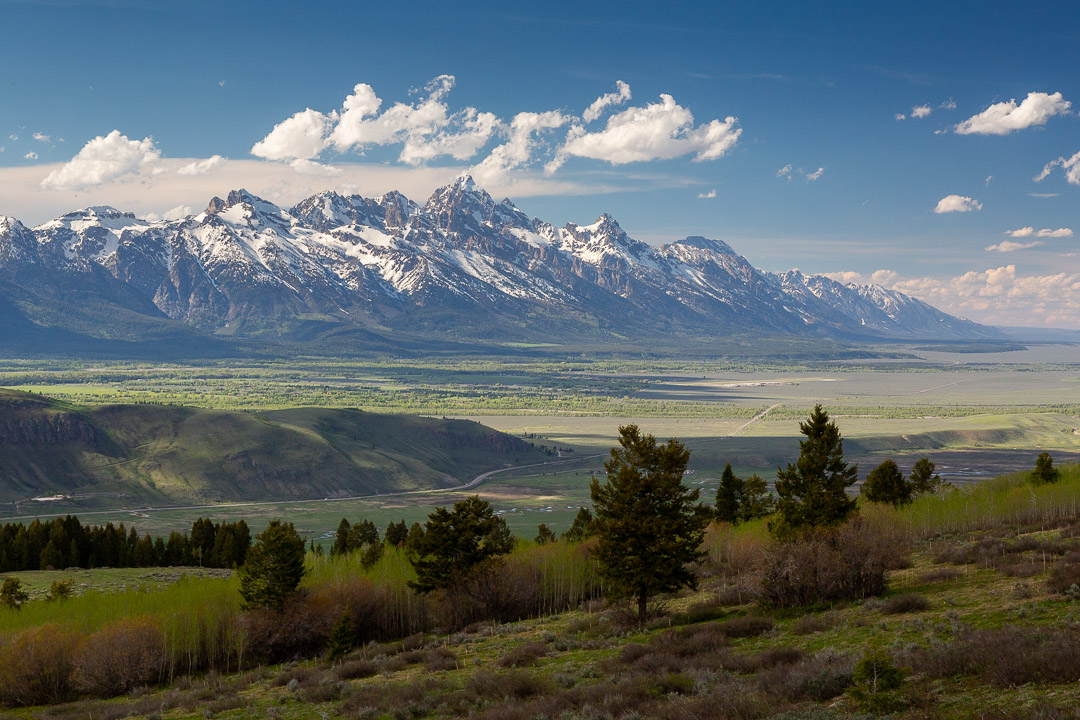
[0,389,544,505]
[0,177,998,352]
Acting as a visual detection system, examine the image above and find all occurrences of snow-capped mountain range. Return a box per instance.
[0,177,997,347]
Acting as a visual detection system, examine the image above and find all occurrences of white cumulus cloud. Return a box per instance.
[583,80,632,123]
[1035,150,1080,185]
[1007,226,1035,237]
[289,158,343,176]
[895,113,906,121]
[805,167,824,181]
[911,104,932,119]
[1037,227,1073,238]
[250,108,334,161]
[776,164,793,179]
[40,131,161,190]
[697,188,717,199]
[986,240,1042,252]
[472,110,569,185]
[32,132,50,142]
[954,91,1071,135]
[327,75,500,166]
[934,194,982,213]
[177,155,225,176]
[554,94,741,166]
[23,151,38,160]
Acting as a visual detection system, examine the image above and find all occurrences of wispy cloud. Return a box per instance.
[697,188,717,199]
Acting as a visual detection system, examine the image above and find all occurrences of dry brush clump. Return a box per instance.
[907,625,1080,686]
[760,514,909,607]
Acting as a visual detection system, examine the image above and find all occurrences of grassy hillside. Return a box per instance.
[1,466,1079,718]
[0,389,546,505]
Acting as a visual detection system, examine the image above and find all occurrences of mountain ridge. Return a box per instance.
[0,177,1000,349]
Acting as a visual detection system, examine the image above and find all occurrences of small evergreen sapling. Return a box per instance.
[325,609,355,662]
[0,577,29,609]
[563,507,594,542]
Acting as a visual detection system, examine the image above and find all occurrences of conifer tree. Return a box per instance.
[563,507,594,542]
[535,523,556,544]
[772,405,858,540]
[861,459,912,506]
[908,457,943,496]
[590,425,710,621]
[1032,452,1060,485]
[385,520,409,546]
[325,610,354,662]
[331,518,352,556]
[238,520,307,610]
[740,474,776,521]
[0,577,28,609]
[347,519,379,549]
[408,496,514,594]
[714,463,745,524]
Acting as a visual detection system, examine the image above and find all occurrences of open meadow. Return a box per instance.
[0,344,1077,541]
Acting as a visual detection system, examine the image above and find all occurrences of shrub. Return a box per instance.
[880,593,931,615]
[718,615,774,638]
[498,641,549,668]
[465,670,553,700]
[790,613,837,636]
[760,515,906,607]
[759,651,854,701]
[1047,559,1080,596]
[334,659,377,680]
[423,647,459,672]
[909,626,1080,686]
[71,616,167,697]
[0,577,28,610]
[0,623,78,705]
[47,579,75,601]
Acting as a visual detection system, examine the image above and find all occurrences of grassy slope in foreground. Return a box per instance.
[1,465,1079,718]
[0,389,545,505]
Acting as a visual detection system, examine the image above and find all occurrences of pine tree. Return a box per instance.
[772,405,858,540]
[325,609,355,662]
[590,425,710,621]
[535,523,556,544]
[385,520,409,546]
[861,459,912,506]
[347,519,379,549]
[740,474,776,521]
[0,577,28,609]
[331,518,352,556]
[714,463,745,524]
[408,496,514,594]
[1032,452,1060,485]
[237,520,307,610]
[908,458,943,496]
[563,507,594,542]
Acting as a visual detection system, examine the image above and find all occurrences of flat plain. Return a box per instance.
[1,343,1077,541]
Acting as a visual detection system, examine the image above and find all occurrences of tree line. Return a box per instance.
[0,516,251,573]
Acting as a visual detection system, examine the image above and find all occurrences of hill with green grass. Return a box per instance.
[0,389,545,504]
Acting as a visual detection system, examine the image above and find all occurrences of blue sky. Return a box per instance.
[1,0,1078,327]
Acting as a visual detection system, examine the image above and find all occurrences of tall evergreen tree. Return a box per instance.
[772,405,858,540]
[861,459,912,506]
[714,463,745,524]
[590,425,711,621]
[331,518,352,556]
[408,496,514,594]
[1032,452,1060,485]
[347,519,379,549]
[237,520,307,610]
